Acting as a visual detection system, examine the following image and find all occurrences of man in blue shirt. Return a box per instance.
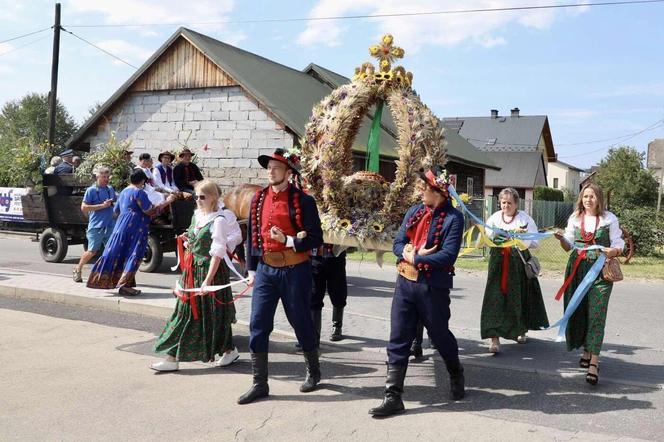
[73,165,117,283]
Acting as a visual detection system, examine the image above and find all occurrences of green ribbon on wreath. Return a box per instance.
[365,99,384,173]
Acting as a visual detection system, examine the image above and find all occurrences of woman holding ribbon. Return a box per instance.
[554,183,623,385]
[151,180,243,372]
[481,187,549,353]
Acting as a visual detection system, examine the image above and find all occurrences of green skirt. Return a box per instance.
[153,256,236,362]
[481,247,549,340]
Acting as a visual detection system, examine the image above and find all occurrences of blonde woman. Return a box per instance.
[554,183,624,385]
[151,180,243,371]
[481,188,549,353]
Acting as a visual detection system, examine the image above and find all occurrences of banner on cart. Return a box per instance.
[0,187,29,221]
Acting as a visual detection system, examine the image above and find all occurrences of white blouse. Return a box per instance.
[192,206,243,258]
[563,211,625,250]
[485,210,539,249]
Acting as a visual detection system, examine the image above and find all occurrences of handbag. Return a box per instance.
[516,247,541,279]
[602,257,623,282]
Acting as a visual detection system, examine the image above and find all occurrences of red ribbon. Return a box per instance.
[555,249,587,301]
[500,247,510,296]
[176,234,199,320]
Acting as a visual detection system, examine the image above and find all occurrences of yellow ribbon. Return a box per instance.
[458,224,527,257]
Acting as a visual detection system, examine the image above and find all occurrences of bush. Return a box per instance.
[534,186,564,201]
[613,206,664,257]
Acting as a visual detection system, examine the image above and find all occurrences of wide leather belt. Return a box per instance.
[262,249,310,268]
[397,261,419,282]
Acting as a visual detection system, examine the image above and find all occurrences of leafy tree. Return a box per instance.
[595,146,659,209]
[0,92,78,148]
[534,186,563,201]
[0,93,79,187]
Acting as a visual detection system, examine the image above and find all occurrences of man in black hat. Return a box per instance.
[153,151,178,194]
[238,147,323,405]
[173,148,203,193]
[369,166,466,417]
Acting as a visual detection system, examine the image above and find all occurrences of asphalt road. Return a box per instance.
[1,233,664,440]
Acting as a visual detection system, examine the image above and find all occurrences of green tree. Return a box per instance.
[0,92,78,147]
[596,146,659,209]
[0,93,79,187]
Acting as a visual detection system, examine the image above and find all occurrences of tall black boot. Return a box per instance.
[330,306,344,341]
[300,350,321,392]
[444,358,465,401]
[369,364,408,417]
[237,352,269,404]
[312,309,322,347]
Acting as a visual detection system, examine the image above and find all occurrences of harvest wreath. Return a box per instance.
[301,34,448,250]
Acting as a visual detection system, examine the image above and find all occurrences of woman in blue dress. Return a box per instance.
[87,169,176,295]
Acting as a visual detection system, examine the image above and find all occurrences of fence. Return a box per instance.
[460,196,574,261]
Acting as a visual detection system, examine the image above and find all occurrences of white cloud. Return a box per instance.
[65,0,235,27]
[95,39,153,65]
[298,0,590,50]
[0,42,14,55]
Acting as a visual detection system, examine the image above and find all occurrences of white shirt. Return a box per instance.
[137,167,164,205]
[192,205,243,258]
[485,210,539,249]
[563,211,625,250]
[153,165,178,193]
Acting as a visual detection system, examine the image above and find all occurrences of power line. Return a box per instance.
[557,118,664,146]
[559,120,664,158]
[62,0,664,28]
[0,27,52,45]
[0,34,52,58]
[61,28,138,69]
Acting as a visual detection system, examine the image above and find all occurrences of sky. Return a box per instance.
[1,0,663,169]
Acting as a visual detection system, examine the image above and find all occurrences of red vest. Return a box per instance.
[260,185,297,253]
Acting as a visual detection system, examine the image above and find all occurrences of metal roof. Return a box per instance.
[442,114,556,161]
[68,27,497,170]
[484,151,548,189]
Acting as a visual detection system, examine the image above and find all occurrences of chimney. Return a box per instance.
[511,107,520,117]
[490,109,498,119]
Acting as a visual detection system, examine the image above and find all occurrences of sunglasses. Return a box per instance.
[193,194,206,201]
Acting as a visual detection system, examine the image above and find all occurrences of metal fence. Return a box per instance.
[460,197,574,260]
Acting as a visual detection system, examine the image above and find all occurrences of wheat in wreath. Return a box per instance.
[301,34,448,251]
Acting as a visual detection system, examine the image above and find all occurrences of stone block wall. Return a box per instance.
[83,86,295,191]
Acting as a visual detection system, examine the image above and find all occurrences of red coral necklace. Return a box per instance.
[580,214,598,242]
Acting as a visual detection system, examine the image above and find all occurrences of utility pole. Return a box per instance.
[47,3,61,147]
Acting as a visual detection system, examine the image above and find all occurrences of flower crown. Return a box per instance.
[283,146,301,165]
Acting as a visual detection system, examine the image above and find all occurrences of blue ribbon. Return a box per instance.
[544,253,607,341]
[448,185,553,241]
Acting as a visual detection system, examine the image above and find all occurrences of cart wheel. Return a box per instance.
[39,227,68,263]
[140,234,163,273]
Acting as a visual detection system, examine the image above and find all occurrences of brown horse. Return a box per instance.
[223,183,261,221]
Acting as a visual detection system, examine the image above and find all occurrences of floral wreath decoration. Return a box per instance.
[300,34,449,250]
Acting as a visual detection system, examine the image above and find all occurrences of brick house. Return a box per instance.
[68,27,497,194]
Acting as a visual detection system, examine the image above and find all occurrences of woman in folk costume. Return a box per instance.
[481,187,549,353]
[151,180,243,372]
[153,150,179,194]
[553,183,624,385]
[87,170,176,296]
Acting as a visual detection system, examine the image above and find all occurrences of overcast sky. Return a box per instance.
[1,0,663,168]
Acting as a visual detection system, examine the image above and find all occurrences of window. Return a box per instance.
[467,177,474,196]
[553,178,559,189]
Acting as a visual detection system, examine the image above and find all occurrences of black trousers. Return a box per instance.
[387,276,459,366]
[310,255,348,310]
